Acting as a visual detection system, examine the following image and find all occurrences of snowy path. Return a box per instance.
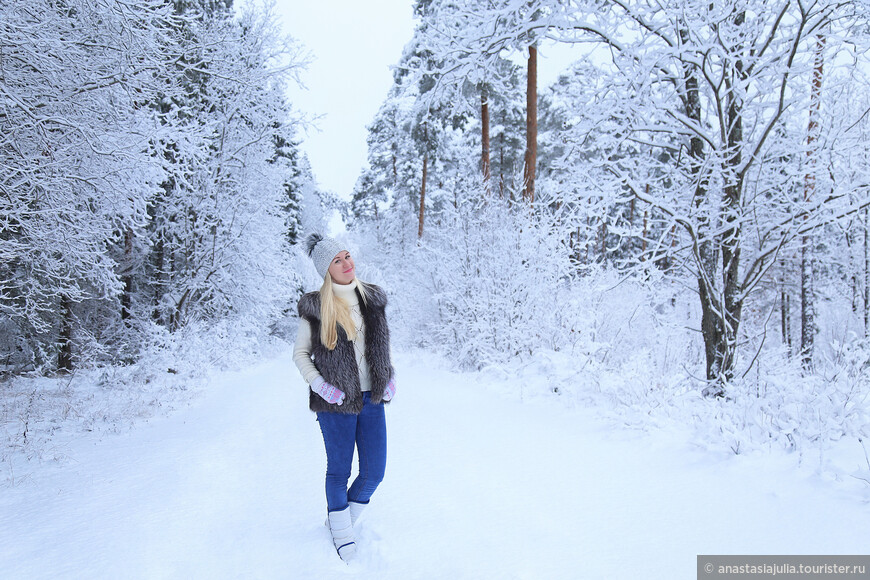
[2,351,869,579]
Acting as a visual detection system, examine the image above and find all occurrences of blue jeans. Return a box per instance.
[317,392,387,512]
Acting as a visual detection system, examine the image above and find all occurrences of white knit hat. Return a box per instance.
[305,233,345,279]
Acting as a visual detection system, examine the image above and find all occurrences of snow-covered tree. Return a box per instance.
[0,0,306,372]
[143,1,304,332]
[442,0,870,395]
[0,0,181,370]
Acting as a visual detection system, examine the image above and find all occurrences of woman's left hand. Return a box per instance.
[382,377,396,401]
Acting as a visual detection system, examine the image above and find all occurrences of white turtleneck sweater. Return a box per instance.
[293,280,372,392]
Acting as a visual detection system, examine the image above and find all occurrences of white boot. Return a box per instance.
[325,501,368,528]
[349,500,367,526]
[327,507,356,562]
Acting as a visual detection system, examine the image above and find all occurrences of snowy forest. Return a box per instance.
[346,0,870,458]
[4,0,870,495]
[346,0,870,456]
[4,0,870,575]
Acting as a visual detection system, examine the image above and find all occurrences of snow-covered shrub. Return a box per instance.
[354,180,576,370]
[421,195,571,368]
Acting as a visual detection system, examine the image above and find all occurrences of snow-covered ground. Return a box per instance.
[2,350,869,580]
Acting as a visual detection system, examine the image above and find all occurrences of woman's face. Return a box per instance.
[328,250,355,285]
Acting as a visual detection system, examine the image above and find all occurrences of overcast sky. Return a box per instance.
[272,0,417,198]
[266,1,578,200]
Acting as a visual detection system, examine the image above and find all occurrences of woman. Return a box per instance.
[293,233,396,563]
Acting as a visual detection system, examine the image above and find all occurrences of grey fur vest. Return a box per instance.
[297,283,393,414]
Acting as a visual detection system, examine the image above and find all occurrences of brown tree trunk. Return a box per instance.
[481,86,491,187]
[523,45,537,203]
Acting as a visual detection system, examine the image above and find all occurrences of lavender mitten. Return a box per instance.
[313,381,345,405]
[382,377,396,402]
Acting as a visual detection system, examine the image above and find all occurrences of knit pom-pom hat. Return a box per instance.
[305,233,345,279]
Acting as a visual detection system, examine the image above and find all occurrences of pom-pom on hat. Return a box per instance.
[305,233,345,279]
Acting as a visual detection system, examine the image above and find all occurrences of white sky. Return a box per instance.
[265,0,579,199]
[273,0,417,197]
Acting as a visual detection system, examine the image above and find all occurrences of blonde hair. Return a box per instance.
[319,274,369,350]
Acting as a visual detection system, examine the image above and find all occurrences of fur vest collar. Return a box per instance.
[297,283,393,414]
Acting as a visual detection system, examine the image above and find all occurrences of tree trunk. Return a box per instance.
[709,10,747,396]
[800,238,816,368]
[523,45,537,203]
[801,33,825,370]
[498,112,506,199]
[58,294,73,372]
[152,234,165,323]
[642,210,648,258]
[481,86,491,187]
[418,121,428,239]
[121,228,133,321]
[846,226,858,313]
[781,279,791,354]
[418,153,427,239]
[640,184,649,258]
[679,25,728,396]
[865,208,869,338]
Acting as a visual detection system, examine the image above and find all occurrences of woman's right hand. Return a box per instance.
[313,381,345,405]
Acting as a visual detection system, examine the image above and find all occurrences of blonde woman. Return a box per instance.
[293,233,395,563]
